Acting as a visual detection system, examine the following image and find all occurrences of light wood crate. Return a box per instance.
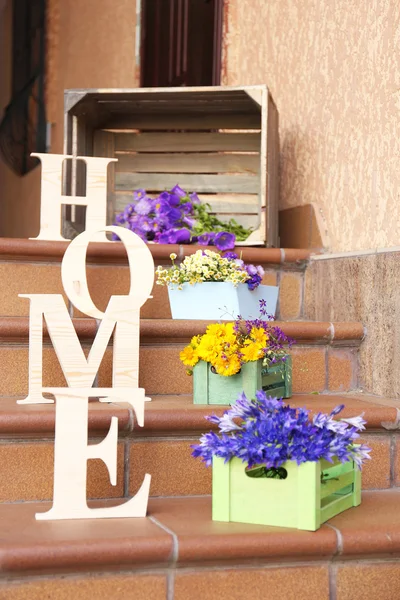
[64,86,280,246]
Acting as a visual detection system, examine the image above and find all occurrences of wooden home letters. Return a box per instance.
[21,225,154,520]
[31,153,116,241]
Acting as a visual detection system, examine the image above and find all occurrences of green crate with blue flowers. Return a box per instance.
[193,392,371,530]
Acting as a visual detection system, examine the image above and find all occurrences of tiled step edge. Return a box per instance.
[0,393,397,437]
[0,492,399,576]
[0,238,312,266]
[0,317,365,345]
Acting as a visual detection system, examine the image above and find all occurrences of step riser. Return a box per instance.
[0,431,393,502]
[0,261,307,320]
[0,343,359,395]
[2,562,400,600]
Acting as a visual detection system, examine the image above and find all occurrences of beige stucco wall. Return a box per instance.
[0,0,138,238]
[48,0,139,154]
[223,0,400,252]
[304,252,400,398]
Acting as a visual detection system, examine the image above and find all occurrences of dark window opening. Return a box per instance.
[141,0,223,88]
[0,0,47,176]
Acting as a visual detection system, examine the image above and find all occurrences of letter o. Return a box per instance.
[61,226,155,319]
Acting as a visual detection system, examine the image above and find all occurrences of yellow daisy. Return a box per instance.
[241,343,264,362]
[179,346,199,367]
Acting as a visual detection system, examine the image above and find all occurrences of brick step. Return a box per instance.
[0,318,364,396]
[0,393,396,503]
[0,490,400,599]
[0,238,311,320]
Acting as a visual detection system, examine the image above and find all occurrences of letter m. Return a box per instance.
[19,294,139,405]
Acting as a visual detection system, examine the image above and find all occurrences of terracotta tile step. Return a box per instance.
[0,491,399,588]
[0,316,365,345]
[0,317,364,395]
[0,394,397,502]
[0,393,396,437]
[0,238,312,265]
[0,262,307,320]
[0,343,359,396]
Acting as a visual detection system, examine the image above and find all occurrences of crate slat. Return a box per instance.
[115,153,259,175]
[113,210,257,230]
[320,493,354,523]
[320,471,355,500]
[114,192,259,215]
[115,173,259,194]
[321,460,354,479]
[107,113,261,131]
[89,88,258,102]
[114,132,261,153]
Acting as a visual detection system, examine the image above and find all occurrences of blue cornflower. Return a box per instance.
[192,391,371,471]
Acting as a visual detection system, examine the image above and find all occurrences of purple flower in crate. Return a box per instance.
[163,206,183,223]
[198,233,213,246]
[168,193,181,207]
[156,231,171,244]
[181,201,193,214]
[115,213,126,225]
[167,228,192,244]
[136,216,154,233]
[244,263,264,291]
[123,203,135,221]
[133,189,147,202]
[190,192,201,204]
[223,252,238,260]
[246,264,258,276]
[155,193,177,214]
[134,196,154,216]
[214,231,236,251]
[171,184,187,198]
[183,215,196,229]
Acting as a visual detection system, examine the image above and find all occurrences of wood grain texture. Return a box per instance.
[20,227,155,405]
[31,153,115,242]
[115,153,259,174]
[106,113,261,130]
[64,85,279,245]
[115,172,259,194]
[114,192,259,215]
[114,132,261,152]
[93,130,116,226]
[36,390,150,521]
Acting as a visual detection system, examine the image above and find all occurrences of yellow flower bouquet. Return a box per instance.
[180,305,294,405]
[181,322,272,376]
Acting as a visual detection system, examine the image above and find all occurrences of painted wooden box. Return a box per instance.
[193,356,292,405]
[168,282,279,320]
[212,455,361,531]
[63,85,279,246]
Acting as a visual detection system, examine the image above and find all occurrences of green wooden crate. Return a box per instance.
[193,356,292,405]
[212,455,361,531]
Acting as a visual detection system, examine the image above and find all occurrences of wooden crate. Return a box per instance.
[63,86,280,246]
[193,356,292,405]
[212,455,361,531]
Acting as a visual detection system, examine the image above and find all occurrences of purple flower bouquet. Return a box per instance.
[114,185,252,248]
